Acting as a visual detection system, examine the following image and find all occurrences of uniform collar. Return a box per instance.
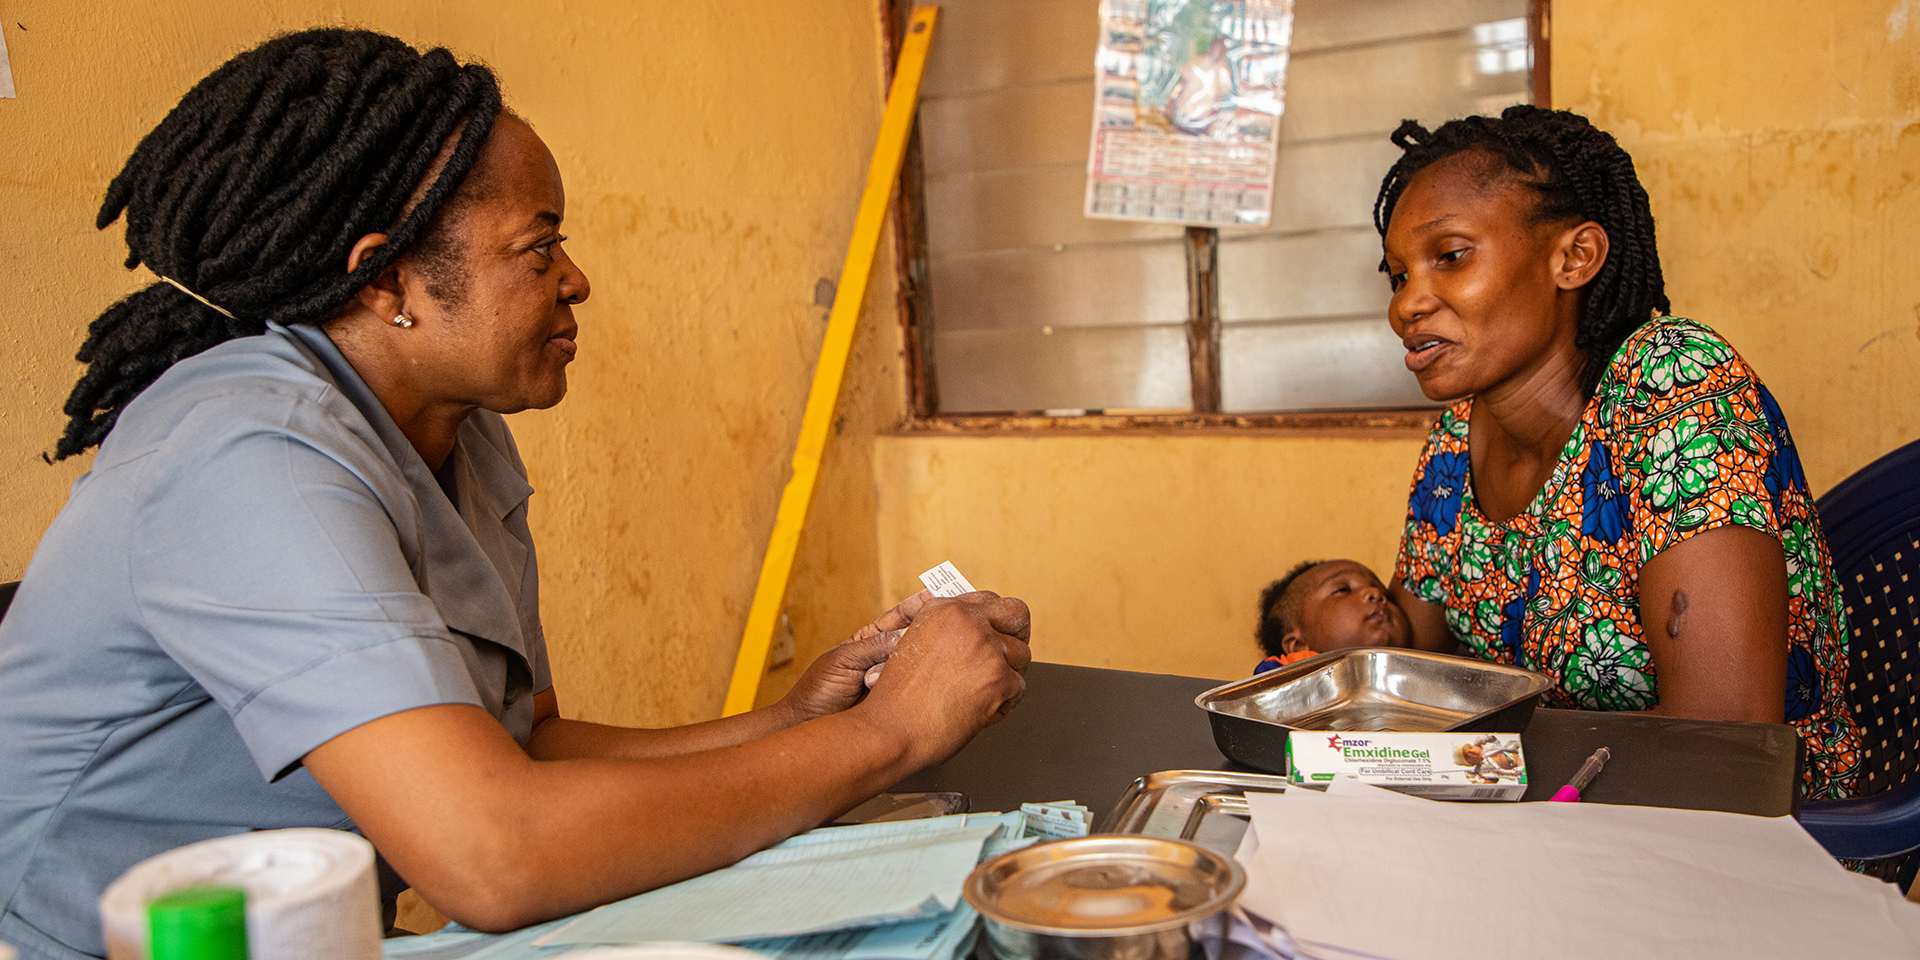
[274,322,535,662]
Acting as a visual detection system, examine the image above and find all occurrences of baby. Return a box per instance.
[1254,559,1412,674]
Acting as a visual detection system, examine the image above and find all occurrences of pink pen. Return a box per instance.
[1550,747,1611,802]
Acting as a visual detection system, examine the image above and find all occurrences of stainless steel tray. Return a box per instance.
[1095,770,1291,856]
[1194,648,1553,774]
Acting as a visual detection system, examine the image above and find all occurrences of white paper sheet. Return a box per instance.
[1241,786,1920,959]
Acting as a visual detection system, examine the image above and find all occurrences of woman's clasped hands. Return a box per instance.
[779,590,1032,768]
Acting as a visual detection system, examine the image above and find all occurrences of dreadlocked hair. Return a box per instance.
[1371,104,1669,396]
[54,28,502,460]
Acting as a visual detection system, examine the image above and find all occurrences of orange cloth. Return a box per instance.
[1254,650,1320,675]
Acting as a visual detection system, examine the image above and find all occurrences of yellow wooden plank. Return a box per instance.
[723,6,940,716]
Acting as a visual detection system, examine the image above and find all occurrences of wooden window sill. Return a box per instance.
[895,409,1440,437]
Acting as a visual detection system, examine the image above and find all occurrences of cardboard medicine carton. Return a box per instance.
[1287,731,1529,801]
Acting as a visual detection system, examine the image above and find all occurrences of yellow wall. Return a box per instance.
[1556,0,1920,493]
[874,0,1920,680]
[874,430,1428,680]
[0,0,900,727]
[5,0,1916,749]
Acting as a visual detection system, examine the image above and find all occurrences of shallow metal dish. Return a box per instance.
[1195,648,1553,774]
[964,835,1244,960]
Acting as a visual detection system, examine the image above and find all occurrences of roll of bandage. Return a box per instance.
[99,828,382,960]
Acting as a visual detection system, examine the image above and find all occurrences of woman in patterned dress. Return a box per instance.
[1376,106,1860,799]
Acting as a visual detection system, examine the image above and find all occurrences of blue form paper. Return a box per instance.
[537,816,999,946]
[383,813,1030,960]
[740,901,981,960]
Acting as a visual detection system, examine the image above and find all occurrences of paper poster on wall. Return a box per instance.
[1084,0,1293,227]
[0,23,16,99]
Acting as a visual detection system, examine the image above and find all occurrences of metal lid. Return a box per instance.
[964,835,1245,936]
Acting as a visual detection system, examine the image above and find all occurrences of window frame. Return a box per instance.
[882,0,1550,433]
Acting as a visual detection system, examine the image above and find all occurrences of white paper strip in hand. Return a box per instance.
[917,561,977,598]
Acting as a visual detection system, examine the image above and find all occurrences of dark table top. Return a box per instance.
[891,661,1802,820]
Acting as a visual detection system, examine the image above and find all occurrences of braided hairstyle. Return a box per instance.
[54,28,502,460]
[1372,104,1669,395]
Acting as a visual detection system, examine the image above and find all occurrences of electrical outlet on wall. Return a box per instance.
[770,612,796,669]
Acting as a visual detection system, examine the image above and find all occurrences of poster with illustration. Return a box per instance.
[1084,0,1293,226]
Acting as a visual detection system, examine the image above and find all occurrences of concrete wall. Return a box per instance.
[874,430,1428,681]
[1556,0,1920,494]
[0,0,900,727]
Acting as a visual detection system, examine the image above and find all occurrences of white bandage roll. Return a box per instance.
[99,828,382,960]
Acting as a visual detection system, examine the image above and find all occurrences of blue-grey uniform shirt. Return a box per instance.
[0,323,550,960]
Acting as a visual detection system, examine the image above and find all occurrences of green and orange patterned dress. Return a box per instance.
[1394,317,1861,799]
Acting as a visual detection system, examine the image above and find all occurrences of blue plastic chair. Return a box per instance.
[1800,437,1920,891]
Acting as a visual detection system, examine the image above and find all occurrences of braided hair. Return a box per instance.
[54,28,502,460]
[1372,104,1669,395]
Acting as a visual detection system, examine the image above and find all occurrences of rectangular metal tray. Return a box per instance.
[1194,648,1553,774]
[1095,769,1291,856]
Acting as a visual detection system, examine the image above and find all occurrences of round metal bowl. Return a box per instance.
[963,835,1244,960]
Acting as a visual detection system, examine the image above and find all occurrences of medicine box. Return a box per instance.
[1287,731,1529,801]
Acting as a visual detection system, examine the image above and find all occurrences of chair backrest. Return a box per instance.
[1818,437,1920,797]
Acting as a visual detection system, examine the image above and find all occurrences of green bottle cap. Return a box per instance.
[148,885,248,960]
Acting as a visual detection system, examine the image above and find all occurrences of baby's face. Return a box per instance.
[1293,561,1413,652]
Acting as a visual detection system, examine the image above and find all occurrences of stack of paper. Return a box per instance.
[1020,801,1090,840]
[1215,779,1920,960]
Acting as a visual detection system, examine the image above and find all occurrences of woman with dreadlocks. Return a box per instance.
[1377,105,1859,800]
[0,29,1029,958]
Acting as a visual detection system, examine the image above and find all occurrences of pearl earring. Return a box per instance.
[391,314,414,329]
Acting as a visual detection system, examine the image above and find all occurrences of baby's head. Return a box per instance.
[1257,559,1412,659]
